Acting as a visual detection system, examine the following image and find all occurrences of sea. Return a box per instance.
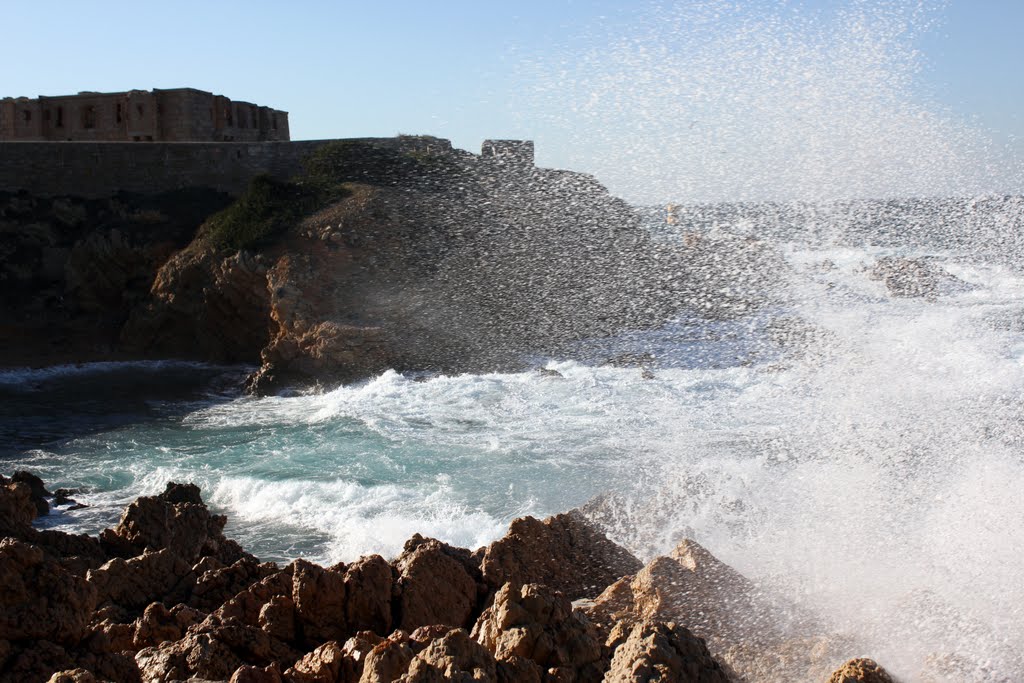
[3,197,1024,679]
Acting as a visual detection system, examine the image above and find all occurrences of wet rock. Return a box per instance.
[0,538,97,644]
[481,512,642,601]
[87,548,195,611]
[400,628,498,682]
[395,538,479,632]
[472,583,603,681]
[53,489,82,507]
[827,658,895,683]
[0,479,37,535]
[603,620,729,683]
[867,256,971,299]
[11,470,50,516]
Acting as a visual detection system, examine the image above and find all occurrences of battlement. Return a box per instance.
[0,88,289,142]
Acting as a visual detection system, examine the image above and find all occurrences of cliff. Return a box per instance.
[1,137,783,389]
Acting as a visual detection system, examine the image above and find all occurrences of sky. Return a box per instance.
[2,0,1022,202]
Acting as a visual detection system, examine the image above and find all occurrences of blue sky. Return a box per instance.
[2,1,1021,201]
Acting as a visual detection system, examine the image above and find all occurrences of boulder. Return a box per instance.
[10,470,50,516]
[603,620,728,683]
[358,631,415,683]
[343,554,394,635]
[481,513,642,601]
[86,548,195,611]
[292,559,347,644]
[1,640,73,683]
[0,479,37,535]
[395,538,480,632]
[472,583,603,681]
[284,640,349,682]
[399,628,498,683]
[46,670,97,683]
[190,557,279,611]
[0,538,97,644]
[232,664,285,683]
[827,658,895,683]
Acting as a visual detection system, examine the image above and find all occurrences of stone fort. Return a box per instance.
[0,88,534,198]
[0,88,289,142]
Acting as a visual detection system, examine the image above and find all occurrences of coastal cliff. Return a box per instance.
[1,137,782,390]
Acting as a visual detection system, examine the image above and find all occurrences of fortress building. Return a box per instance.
[0,88,289,142]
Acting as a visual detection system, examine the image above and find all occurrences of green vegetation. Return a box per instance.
[202,175,323,251]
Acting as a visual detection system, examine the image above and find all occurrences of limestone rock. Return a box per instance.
[603,620,728,683]
[481,512,642,601]
[395,538,479,632]
[472,583,603,681]
[827,658,896,683]
[0,538,97,644]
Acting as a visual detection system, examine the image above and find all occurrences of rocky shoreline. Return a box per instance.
[1,473,895,682]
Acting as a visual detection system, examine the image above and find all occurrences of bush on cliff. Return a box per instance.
[202,174,321,251]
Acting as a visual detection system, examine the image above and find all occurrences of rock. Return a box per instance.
[359,631,415,683]
[0,538,97,644]
[232,664,285,683]
[132,602,183,649]
[603,620,728,683]
[0,479,37,535]
[46,669,97,683]
[259,597,298,643]
[83,619,135,654]
[472,583,603,681]
[11,470,50,516]
[343,554,394,635]
[481,512,642,601]
[190,557,279,611]
[395,538,480,632]
[135,632,243,683]
[99,481,248,565]
[400,628,498,682]
[292,559,347,644]
[87,548,195,611]
[283,641,348,682]
[827,658,896,683]
[23,528,108,575]
[2,640,73,683]
[867,256,971,299]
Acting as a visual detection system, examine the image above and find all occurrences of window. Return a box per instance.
[81,105,96,129]
[116,103,123,124]
[43,110,51,122]
[21,110,31,123]
[56,107,64,127]
[272,114,277,131]
[136,104,145,118]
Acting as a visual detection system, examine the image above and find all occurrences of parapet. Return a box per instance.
[481,140,534,167]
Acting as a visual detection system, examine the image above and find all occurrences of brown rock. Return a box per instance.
[231,663,285,683]
[481,513,642,601]
[399,628,498,682]
[10,470,51,516]
[86,548,195,611]
[343,555,394,635]
[284,641,349,682]
[2,641,73,683]
[292,559,347,643]
[0,539,98,644]
[395,538,479,632]
[603,620,728,683]
[260,596,298,643]
[472,583,603,681]
[46,669,98,683]
[0,479,37,535]
[83,619,136,654]
[358,631,415,683]
[135,632,243,682]
[132,602,182,649]
[828,658,896,683]
[190,557,279,611]
[338,631,385,682]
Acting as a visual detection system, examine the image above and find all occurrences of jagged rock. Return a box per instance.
[135,631,243,682]
[0,539,97,644]
[99,482,248,565]
[867,256,971,299]
[46,669,98,683]
[190,557,279,611]
[1,640,73,683]
[395,538,479,632]
[343,554,394,635]
[338,631,384,682]
[400,628,498,682]
[472,583,603,681]
[603,620,728,683]
[87,548,195,611]
[23,529,108,575]
[260,597,298,643]
[283,641,348,682]
[83,619,135,654]
[359,631,415,683]
[11,470,50,516]
[231,664,285,683]
[70,650,141,683]
[827,658,895,683]
[0,478,37,534]
[132,602,182,649]
[292,559,347,643]
[481,513,642,601]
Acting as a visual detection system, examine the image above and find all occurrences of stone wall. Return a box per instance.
[0,137,462,198]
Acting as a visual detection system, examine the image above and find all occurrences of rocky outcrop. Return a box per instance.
[480,512,643,601]
[867,256,972,299]
[827,657,896,683]
[2,473,910,682]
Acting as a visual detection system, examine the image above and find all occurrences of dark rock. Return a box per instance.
[11,471,50,516]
